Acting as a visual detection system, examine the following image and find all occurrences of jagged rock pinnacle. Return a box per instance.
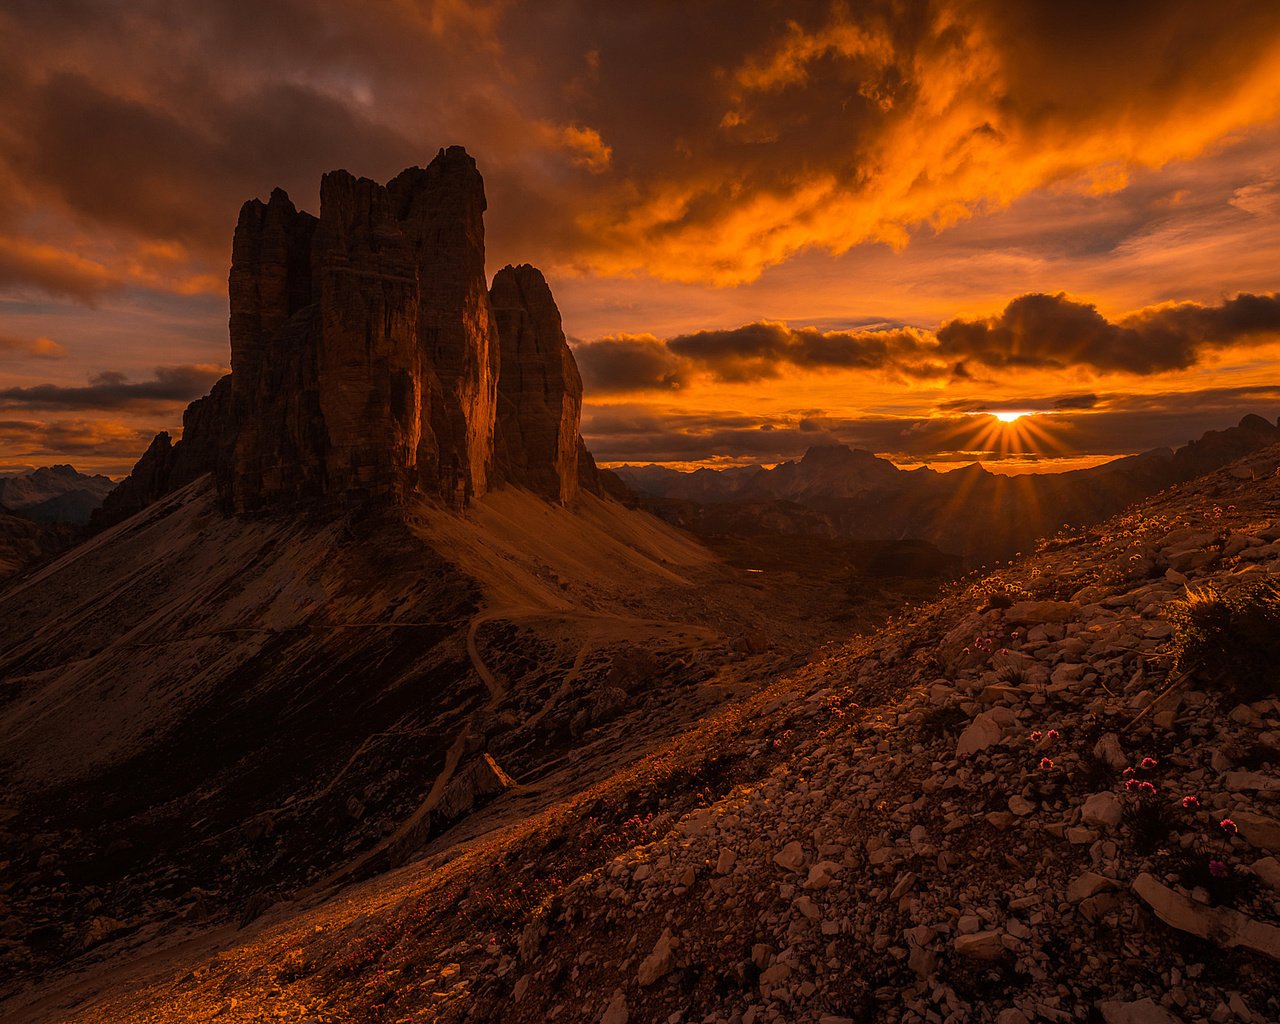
[101,149,599,521]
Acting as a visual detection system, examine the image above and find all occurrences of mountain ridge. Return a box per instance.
[614,414,1280,565]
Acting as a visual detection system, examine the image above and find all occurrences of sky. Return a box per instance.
[2,1,1280,477]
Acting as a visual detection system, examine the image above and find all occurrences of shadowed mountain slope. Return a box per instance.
[0,473,822,1002]
[10,445,1280,1024]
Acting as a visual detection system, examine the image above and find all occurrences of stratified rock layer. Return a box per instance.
[490,264,583,503]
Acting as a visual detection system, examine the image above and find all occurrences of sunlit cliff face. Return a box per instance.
[2,2,1280,474]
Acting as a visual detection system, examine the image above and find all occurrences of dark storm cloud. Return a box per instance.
[4,1,1280,296]
[573,321,937,392]
[581,405,841,464]
[936,394,1101,414]
[936,292,1280,373]
[572,335,687,394]
[12,71,416,258]
[666,322,932,382]
[574,293,1280,392]
[0,365,226,411]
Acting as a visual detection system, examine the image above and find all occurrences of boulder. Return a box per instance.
[956,710,1004,757]
[637,928,674,985]
[1067,871,1117,903]
[1132,872,1280,962]
[774,841,806,871]
[1004,601,1080,625]
[1233,811,1280,853]
[599,990,628,1024]
[436,753,516,822]
[1082,792,1123,830]
[1225,772,1280,794]
[1253,856,1280,890]
[953,930,1005,960]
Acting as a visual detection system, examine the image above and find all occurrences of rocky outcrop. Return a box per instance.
[436,753,517,822]
[102,147,601,522]
[491,264,584,503]
[94,376,231,527]
[577,437,605,497]
[223,186,321,510]
[226,147,499,511]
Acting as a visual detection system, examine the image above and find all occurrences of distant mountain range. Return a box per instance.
[614,413,1280,565]
[0,466,114,580]
[0,465,115,524]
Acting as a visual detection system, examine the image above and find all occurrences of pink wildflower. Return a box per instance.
[1140,757,1158,770]
[1181,795,1199,809]
[1039,757,1054,770]
[1220,818,1238,834]
[1125,779,1141,792]
[1209,859,1229,879]
[1046,729,1060,742]
[1030,730,1043,742]
[1138,781,1157,795]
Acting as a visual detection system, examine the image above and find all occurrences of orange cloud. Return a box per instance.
[561,4,1280,283]
[540,123,613,173]
[0,333,66,360]
[0,235,120,301]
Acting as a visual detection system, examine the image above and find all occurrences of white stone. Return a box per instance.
[638,928,674,986]
[794,895,821,920]
[1082,792,1123,829]
[804,860,841,889]
[953,930,1004,960]
[1008,795,1035,816]
[956,711,1004,757]
[774,840,806,871]
[1253,856,1280,891]
[600,990,629,1024]
[1234,811,1280,853]
[1067,871,1115,903]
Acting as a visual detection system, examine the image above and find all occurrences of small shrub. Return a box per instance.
[916,703,967,742]
[1165,579,1280,701]
[1124,792,1175,854]
[1176,849,1257,908]
[1076,752,1114,792]
[996,664,1031,687]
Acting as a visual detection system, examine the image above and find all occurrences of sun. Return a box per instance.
[992,410,1033,423]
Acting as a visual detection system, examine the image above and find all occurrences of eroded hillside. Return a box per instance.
[9,448,1280,1024]
[0,477,825,1010]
